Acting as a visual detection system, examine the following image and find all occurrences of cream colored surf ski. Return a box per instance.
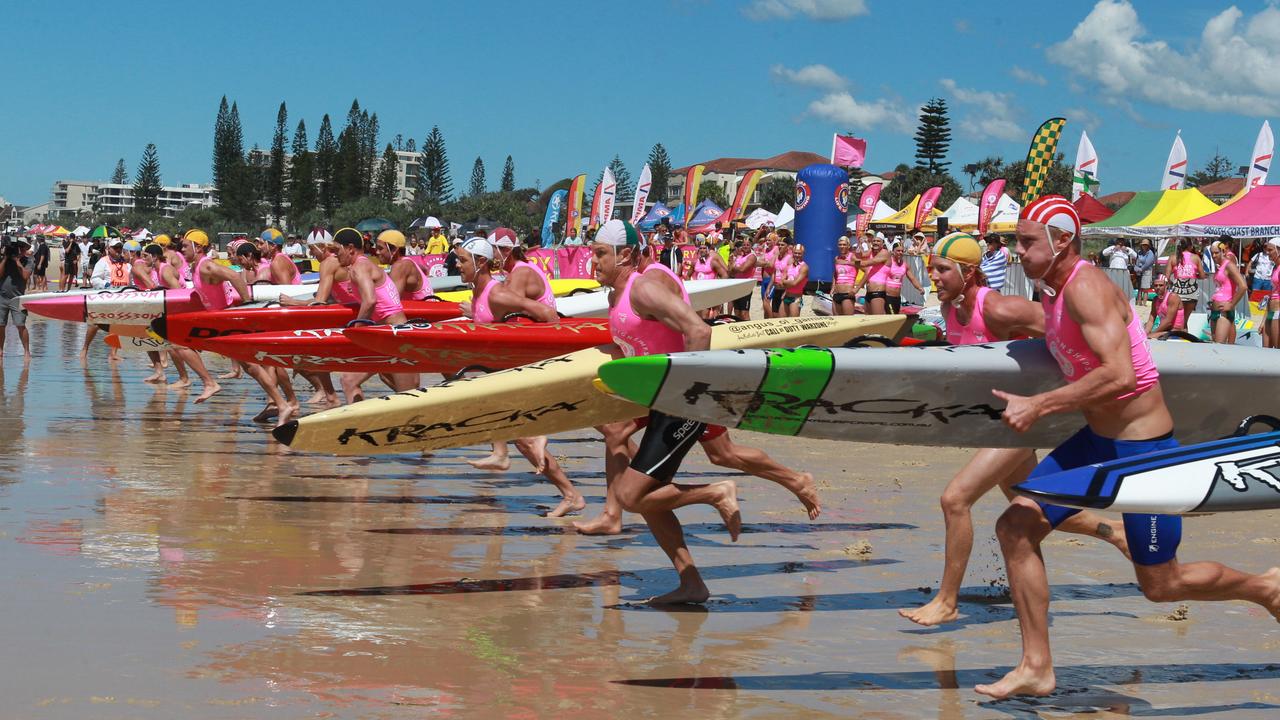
[274,315,910,454]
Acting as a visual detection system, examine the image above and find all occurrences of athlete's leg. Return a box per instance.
[513,438,584,518]
[218,359,243,379]
[244,363,297,427]
[339,371,375,404]
[468,442,512,471]
[173,348,220,401]
[974,496,1058,699]
[901,448,1036,626]
[143,351,165,383]
[573,419,638,535]
[80,324,99,361]
[699,431,819,519]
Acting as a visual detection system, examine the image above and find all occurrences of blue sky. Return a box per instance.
[4,0,1280,206]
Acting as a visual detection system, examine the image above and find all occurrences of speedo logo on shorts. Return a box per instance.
[668,419,700,444]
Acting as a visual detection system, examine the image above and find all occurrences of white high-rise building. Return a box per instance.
[50,180,216,218]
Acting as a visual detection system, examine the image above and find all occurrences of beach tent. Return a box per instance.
[686,199,727,233]
[1074,193,1114,223]
[1182,185,1280,238]
[744,207,777,230]
[776,202,795,229]
[637,202,673,231]
[1082,188,1219,237]
[920,194,1019,233]
[870,200,896,221]
[938,196,979,225]
[73,225,90,236]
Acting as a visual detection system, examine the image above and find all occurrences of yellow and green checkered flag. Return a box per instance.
[1022,117,1066,203]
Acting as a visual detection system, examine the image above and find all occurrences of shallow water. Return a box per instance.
[1,319,1278,719]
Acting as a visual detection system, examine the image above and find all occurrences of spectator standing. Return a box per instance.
[425,230,449,255]
[0,239,34,360]
[283,234,306,260]
[1246,240,1274,294]
[32,236,50,292]
[1133,239,1156,306]
[979,234,1011,293]
[1101,237,1137,271]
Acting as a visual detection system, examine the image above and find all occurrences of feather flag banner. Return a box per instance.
[596,167,617,226]
[1162,131,1187,190]
[978,179,1006,235]
[1071,130,1099,200]
[1022,117,1066,202]
[725,169,764,223]
[565,174,587,238]
[1246,120,1273,193]
[854,183,882,237]
[630,164,652,224]
[683,164,705,228]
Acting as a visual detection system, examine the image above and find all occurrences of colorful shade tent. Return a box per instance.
[1082,188,1220,237]
[686,199,727,233]
[921,193,1020,233]
[776,202,795,229]
[1073,193,1114,223]
[1182,185,1280,238]
[744,207,776,230]
[870,200,897,221]
[637,202,674,230]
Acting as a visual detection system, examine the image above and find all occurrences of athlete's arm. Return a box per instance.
[905,265,925,294]
[995,272,1136,431]
[1226,261,1247,307]
[271,254,294,285]
[204,261,252,306]
[160,265,183,290]
[388,260,412,296]
[489,285,558,323]
[711,254,728,278]
[131,262,155,289]
[984,293,1044,339]
[629,274,712,352]
[351,261,377,320]
[1149,304,1177,337]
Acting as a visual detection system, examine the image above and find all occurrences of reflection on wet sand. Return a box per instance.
[5,319,1280,718]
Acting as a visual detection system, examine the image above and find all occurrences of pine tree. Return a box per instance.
[267,102,289,223]
[361,110,379,192]
[287,119,316,224]
[374,144,400,204]
[1187,152,1235,188]
[500,155,516,192]
[913,98,952,174]
[469,157,487,196]
[336,100,364,201]
[405,138,416,153]
[608,155,634,202]
[418,125,452,204]
[132,143,163,213]
[211,96,232,200]
[111,158,128,184]
[315,114,338,214]
[647,143,672,202]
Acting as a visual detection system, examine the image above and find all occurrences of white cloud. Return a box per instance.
[939,78,1025,142]
[770,63,847,90]
[1067,107,1103,132]
[1010,65,1047,86]
[1050,0,1280,116]
[806,92,914,133]
[744,0,868,21]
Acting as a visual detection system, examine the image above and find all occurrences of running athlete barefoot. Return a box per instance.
[168,231,226,401]
[899,233,1126,628]
[573,228,818,537]
[580,220,746,604]
[453,233,584,517]
[974,197,1280,700]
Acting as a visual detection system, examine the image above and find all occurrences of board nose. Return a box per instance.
[596,355,670,407]
[272,420,299,446]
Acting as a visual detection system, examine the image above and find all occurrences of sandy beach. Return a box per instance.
[0,316,1275,719]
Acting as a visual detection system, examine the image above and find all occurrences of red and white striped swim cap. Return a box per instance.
[1020,194,1081,239]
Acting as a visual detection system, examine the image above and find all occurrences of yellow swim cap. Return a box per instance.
[378,229,406,248]
[153,233,171,247]
[933,232,982,266]
[184,229,210,247]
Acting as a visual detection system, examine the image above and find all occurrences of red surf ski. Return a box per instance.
[198,328,445,373]
[153,300,464,350]
[343,319,613,371]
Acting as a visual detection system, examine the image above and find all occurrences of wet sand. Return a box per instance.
[2,318,1278,719]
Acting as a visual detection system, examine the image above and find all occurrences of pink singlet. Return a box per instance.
[834,255,857,286]
[1174,251,1198,280]
[866,259,891,287]
[785,261,807,295]
[513,260,555,307]
[170,252,190,285]
[1271,265,1280,304]
[693,255,716,280]
[192,257,233,311]
[331,278,360,305]
[610,264,690,358]
[944,287,994,345]
[731,254,755,279]
[884,259,908,290]
[405,260,434,301]
[471,262,556,324]
[1155,291,1185,329]
[1211,261,1236,303]
[760,247,778,277]
[1041,260,1159,399]
[352,257,404,322]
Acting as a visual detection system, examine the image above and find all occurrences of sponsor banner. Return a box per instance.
[408,254,450,277]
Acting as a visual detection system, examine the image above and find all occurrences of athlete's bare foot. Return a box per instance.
[524,436,548,473]
[546,494,587,518]
[1261,567,1280,623]
[143,373,163,384]
[108,352,121,363]
[974,664,1056,699]
[168,378,192,390]
[573,512,624,536]
[467,453,511,471]
[710,481,741,541]
[252,404,279,423]
[899,595,960,626]
[194,383,222,403]
[275,403,300,428]
[646,582,711,606]
[792,472,821,520]
[218,369,241,379]
[306,390,340,406]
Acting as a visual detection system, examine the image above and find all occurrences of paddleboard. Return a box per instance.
[594,340,1280,448]
[23,285,316,325]
[199,328,440,373]
[343,319,614,371]
[106,333,171,353]
[152,300,466,350]
[1014,422,1280,514]
[273,315,911,455]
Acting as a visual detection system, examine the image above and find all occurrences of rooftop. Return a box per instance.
[1196,177,1244,197]
[672,150,830,175]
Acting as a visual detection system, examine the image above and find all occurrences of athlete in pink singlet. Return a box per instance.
[1265,239,1280,348]
[832,236,859,316]
[256,229,301,285]
[452,236,582,516]
[852,236,892,314]
[1145,275,1186,336]
[173,230,241,403]
[376,229,434,301]
[901,232,1123,628]
[728,240,757,320]
[1207,241,1245,344]
[883,244,924,314]
[975,196,1280,700]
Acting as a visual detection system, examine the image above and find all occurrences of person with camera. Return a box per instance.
[0,238,35,361]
